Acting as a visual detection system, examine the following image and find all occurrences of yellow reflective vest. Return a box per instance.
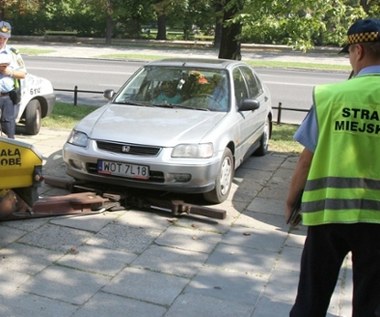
[302,74,380,225]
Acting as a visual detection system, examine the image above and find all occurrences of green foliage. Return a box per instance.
[4,0,377,49]
[240,0,368,50]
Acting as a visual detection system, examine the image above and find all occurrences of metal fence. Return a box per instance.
[55,86,104,107]
[273,102,309,124]
[55,87,310,124]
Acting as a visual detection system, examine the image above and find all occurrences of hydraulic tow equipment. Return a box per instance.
[0,137,226,221]
[0,137,109,220]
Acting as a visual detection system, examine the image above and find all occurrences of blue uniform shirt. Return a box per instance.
[0,48,16,92]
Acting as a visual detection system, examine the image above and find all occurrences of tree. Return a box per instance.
[1,0,42,22]
[238,0,367,51]
[152,0,174,40]
[218,0,244,60]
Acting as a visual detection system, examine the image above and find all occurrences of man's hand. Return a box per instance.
[284,148,313,225]
[286,191,303,226]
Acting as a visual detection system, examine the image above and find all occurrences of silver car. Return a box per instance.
[63,58,272,203]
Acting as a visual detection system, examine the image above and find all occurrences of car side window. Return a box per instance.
[232,68,248,106]
[240,66,263,99]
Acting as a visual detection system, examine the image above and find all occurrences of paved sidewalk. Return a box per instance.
[0,128,353,316]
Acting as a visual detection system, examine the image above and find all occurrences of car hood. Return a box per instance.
[77,104,227,146]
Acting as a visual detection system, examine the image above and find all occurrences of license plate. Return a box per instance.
[97,160,150,180]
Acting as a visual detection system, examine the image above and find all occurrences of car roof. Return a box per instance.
[146,58,246,70]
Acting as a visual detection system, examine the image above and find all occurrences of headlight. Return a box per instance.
[67,130,89,147]
[172,143,213,158]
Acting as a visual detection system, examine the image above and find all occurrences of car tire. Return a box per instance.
[254,116,271,156]
[203,148,234,204]
[24,99,42,135]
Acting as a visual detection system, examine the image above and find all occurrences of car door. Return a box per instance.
[233,66,266,159]
[240,66,268,128]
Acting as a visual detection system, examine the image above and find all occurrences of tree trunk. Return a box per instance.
[213,1,224,49]
[218,0,243,60]
[360,0,370,13]
[105,14,113,45]
[156,14,167,40]
[214,19,223,49]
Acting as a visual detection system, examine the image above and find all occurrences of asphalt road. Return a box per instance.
[24,56,349,124]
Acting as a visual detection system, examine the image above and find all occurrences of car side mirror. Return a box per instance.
[104,89,115,100]
[239,99,260,111]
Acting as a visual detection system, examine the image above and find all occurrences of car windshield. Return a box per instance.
[114,66,230,112]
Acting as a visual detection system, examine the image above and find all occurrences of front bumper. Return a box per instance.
[63,142,222,194]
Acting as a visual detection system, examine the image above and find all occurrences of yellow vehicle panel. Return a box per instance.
[0,137,43,189]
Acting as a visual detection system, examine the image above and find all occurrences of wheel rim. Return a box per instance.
[219,155,233,195]
[262,117,270,149]
[35,107,41,130]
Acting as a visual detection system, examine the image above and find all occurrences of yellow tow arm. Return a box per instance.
[0,137,43,189]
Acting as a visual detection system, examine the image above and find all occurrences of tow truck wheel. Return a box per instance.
[24,99,42,135]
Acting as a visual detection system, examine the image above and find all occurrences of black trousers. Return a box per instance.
[290,223,380,317]
[0,95,15,138]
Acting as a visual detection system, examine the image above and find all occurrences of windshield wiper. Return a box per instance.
[152,103,176,108]
[118,100,149,106]
[153,103,210,111]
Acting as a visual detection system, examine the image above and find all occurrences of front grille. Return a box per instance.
[97,141,161,156]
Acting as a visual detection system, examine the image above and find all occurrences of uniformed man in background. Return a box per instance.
[0,21,26,139]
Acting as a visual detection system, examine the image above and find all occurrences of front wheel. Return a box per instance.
[203,148,234,204]
[24,99,42,135]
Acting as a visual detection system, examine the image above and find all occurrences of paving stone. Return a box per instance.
[246,196,285,216]
[206,243,277,278]
[0,225,27,248]
[155,225,222,253]
[132,244,208,278]
[185,266,265,305]
[104,266,188,306]
[0,268,31,293]
[222,225,287,252]
[72,291,166,317]
[1,217,49,232]
[235,210,287,231]
[252,296,294,317]
[0,242,62,275]
[262,268,300,302]
[276,245,304,272]
[57,245,137,276]
[166,292,254,317]
[85,223,162,254]
[20,265,110,305]
[18,223,93,252]
[0,291,77,317]
[49,212,121,233]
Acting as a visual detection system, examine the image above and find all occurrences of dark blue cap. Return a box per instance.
[340,18,380,53]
